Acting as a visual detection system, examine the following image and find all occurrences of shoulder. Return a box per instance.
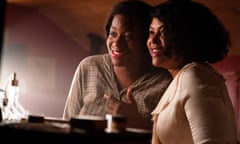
[78,53,110,68]
[155,67,172,77]
[75,53,112,75]
[178,62,225,96]
[80,54,108,64]
[138,67,172,89]
[178,62,207,86]
[180,62,220,83]
[148,67,172,82]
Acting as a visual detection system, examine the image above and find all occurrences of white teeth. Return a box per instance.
[113,51,120,54]
[112,49,119,52]
[152,49,160,53]
[112,49,122,55]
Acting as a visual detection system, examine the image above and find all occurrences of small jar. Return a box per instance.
[105,114,127,133]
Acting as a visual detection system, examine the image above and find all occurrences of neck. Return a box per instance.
[168,57,186,78]
[114,65,145,89]
[168,69,180,78]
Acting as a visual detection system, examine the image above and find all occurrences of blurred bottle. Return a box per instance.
[1,72,28,121]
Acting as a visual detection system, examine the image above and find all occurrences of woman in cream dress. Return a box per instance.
[147,0,238,143]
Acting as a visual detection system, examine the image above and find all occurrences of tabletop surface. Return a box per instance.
[0,116,152,144]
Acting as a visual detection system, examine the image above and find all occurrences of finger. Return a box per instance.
[126,87,132,104]
[106,102,119,115]
[104,94,110,99]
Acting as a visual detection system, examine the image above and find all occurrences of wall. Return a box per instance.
[213,55,240,138]
[1,4,88,117]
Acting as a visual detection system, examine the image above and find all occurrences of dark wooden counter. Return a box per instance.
[0,119,152,144]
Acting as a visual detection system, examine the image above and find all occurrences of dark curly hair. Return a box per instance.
[151,0,230,64]
[105,0,152,40]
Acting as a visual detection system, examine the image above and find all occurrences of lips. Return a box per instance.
[111,49,125,59]
[149,48,161,57]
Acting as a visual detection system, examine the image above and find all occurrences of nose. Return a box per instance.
[113,36,125,47]
[152,34,161,44]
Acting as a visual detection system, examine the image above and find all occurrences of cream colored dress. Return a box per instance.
[152,62,238,144]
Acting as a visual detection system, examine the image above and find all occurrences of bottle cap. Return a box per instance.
[11,72,19,86]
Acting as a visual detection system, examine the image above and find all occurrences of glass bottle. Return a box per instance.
[4,72,28,121]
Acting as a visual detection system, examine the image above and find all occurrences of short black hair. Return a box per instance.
[105,0,152,41]
[152,0,230,63]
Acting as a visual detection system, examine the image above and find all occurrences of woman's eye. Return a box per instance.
[109,31,117,38]
[149,30,155,36]
[124,34,133,41]
[159,28,165,36]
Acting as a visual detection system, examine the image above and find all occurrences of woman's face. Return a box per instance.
[147,17,179,70]
[106,14,145,67]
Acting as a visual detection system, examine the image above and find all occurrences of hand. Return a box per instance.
[104,94,121,115]
[104,87,132,115]
[118,97,152,129]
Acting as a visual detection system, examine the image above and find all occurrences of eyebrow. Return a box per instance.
[149,26,164,33]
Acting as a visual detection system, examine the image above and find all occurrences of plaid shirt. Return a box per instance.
[63,54,172,128]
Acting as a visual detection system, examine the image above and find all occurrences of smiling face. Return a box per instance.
[147,17,182,71]
[106,14,146,67]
